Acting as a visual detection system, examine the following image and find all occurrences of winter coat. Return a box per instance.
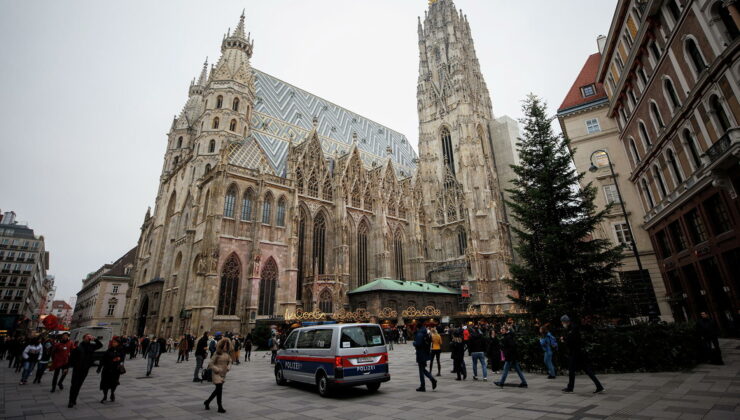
[178,338,189,352]
[69,339,103,370]
[22,344,43,362]
[450,337,466,360]
[540,332,558,354]
[500,331,519,362]
[467,331,486,354]
[100,346,125,391]
[413,328,431,364]
[50,340,72,369]
[208,352,231,385]
[564,326,585,358]
[147,341,161,359]
[195,336,209,357]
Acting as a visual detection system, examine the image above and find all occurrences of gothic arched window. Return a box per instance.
[351,183,361,208]
[308,173,319,197]
[639,121,652,147]
[217,254,240,315]
[258,257,277,315]
[276,197,287,227]
[393,230,404,280]
[262,192,273,225]
[296,208,306,300]
[322,177,332,201]
[629,137,641,164]
[313,212,326,274]
[358,221,369,287]
[177,136,183,148]
[650,102,665,129]
[241,188,254,221]
[212,117,220,129]
[664,78,681,110]
[223,185,236,218]
[457,227,467,256]
[685,38,707,76]
[319,288,333,314]
[216,95,223,108]
[440,127,455,174]
[209,139,216,153]
[229,119,237,131]
[709,95,731,133]
[363,187,373,210]
[232,97,240,112]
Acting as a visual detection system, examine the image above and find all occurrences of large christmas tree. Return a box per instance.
[506,94,624,323]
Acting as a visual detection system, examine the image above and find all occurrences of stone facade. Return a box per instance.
[122,0,519,338]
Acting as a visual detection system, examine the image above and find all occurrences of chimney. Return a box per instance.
[597,35,607,54]
[1,211,16,225]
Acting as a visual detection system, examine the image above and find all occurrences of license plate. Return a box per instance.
[358,357,374,363]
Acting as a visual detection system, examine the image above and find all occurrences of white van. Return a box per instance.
[275,323,390,397]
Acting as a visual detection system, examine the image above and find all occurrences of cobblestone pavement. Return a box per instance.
[1,339,739,420]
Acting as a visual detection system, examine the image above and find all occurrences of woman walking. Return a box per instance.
[429,328,442,376]
[539,325,557,379]
[20,337,42,385]
[100,337,126,403]
[204,338,232,413]
[494,325,528,388]
[177,335,189,363]
[450,331,467,381]
[243,334,252,362]
[32,338,53,384]
[486,327,501,374]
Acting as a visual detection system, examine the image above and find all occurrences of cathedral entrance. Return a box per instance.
[137,296,149,337]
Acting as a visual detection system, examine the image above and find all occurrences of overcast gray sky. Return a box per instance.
[0,0,617,301]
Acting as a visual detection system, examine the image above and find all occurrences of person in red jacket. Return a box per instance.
[50,333,72,393]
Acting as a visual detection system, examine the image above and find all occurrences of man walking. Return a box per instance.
[155,336,167,367]
[67,334,103,408]
[413,325,437,392]
[697,311,723,365]
[468,327,488,381]
[146,336,161,376]
[560,315,604,394]
[194,331,209,382]
[50,332,72,392]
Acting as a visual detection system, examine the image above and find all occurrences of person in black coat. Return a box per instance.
[68,334,103,408]
[450,331,467,380]
[494,325,528,388]
[697,311,723,365]
[100,338,125,403]
[486,328,502,373]
[413,326,437,392]
[560,315,603,393]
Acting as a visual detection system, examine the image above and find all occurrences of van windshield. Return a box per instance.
[340,326,384,348]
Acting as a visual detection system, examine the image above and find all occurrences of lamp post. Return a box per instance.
[588,149,653,319]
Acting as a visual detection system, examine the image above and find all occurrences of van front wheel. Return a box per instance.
[367,383,380,392]
[317,373,331,397]
[275,365,287,386]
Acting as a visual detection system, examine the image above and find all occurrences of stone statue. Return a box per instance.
[252,254,261,278]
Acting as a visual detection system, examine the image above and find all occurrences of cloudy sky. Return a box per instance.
[0,0,616,301]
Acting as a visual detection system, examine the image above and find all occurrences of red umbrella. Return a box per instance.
[42,314,59,331]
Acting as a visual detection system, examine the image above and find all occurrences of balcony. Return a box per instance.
[703,127,739,199]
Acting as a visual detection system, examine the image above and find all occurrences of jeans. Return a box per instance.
[544,351,556,377]
[566,356,602,390]
[417,362,435,389]
[146,357,155,375]
[498,360,527,385]
[21,360,37,382]
[34,361,48,383]
[471,352,487,379]
[194,355,204,380]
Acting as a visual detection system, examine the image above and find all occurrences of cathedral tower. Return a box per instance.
[417,0,516,313]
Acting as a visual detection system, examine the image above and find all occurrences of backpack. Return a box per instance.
[548,334,559,351]
[201,368,212,382]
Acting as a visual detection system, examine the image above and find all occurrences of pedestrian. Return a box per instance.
[100,337,125,403]
[67,334,103,408]
[20,337,42,385]
[268,334,279,365]
[209,335,217,358]
[155,336,166,367]
[186,334,194,361]
[486,328,501,374]
[244,334,252,362]
[450,330,467,380]
[560,315,603,394]
[494,325,528,388]
[50,332,72,393]
[141,336,150,358]
[146,336,161,376]
[697,311,723,365]
[194,331,209,382]
[232,336,241,365]
[204,338,232,413]
[33,338,53,384]
[468,326,488,381]
[385,329,394,351]
[167,337,174,353]
[539,325,557,379]
[429,328,442,376]
[12,337,25,372]
[177,335,189,363]
[413,325,437,392]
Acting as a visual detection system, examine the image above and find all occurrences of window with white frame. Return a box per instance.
[10,303,19,314]
[603,184,621,204]
[112,284,120,294]
[107,304,116,316]
[581,84,596,97]
[585,118,601,134]
[614,223,633,246]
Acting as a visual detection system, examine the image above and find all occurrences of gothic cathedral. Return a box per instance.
[122,0,519,337]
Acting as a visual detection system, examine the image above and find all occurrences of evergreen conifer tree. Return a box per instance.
[506,94,624,322]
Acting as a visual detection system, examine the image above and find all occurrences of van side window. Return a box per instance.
[340,326,384,348]
[284,331,299,349]
[313,329,333,349]
[297,330,316,349]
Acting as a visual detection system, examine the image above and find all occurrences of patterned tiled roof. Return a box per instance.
[557,52,608,113]
[246,69,417,177]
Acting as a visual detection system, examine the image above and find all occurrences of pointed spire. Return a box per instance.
[417,16,423,39]
[197,57,208,86]
[233,10,246,40]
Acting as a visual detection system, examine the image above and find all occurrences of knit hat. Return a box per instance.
[560,315,571,323]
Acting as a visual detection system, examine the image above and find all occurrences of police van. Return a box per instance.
[275,323,390,397]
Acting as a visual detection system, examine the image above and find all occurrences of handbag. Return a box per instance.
[118,364,126,374]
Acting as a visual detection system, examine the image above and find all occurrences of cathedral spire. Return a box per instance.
[196,58,209,86]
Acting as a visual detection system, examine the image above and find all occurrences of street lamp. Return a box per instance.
[588,149,653,319]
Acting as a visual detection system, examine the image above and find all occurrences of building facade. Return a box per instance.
[121,0,519,338]
[597,0,739,331]
[43,275,56,315]
[72,247,136,335]
[50,300,73,329]
[0,211,50,334]
[557,45,671,320]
